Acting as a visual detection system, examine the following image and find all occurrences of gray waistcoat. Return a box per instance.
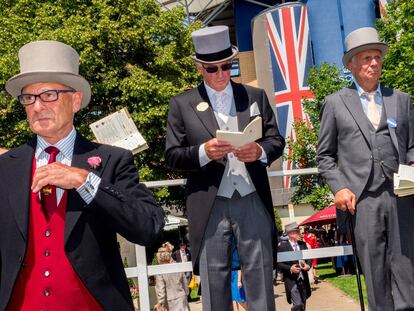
[214,102,256,198]
[365,107,399,192]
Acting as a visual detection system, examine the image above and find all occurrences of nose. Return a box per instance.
[32,97,46,112]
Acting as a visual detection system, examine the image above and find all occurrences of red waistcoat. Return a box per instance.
[7,157,103,311]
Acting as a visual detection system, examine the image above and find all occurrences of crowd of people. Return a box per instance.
[0,19,413,311]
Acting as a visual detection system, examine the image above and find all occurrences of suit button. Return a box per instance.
[381,160,384,164]
[19,256,23,263]
[44,289,50,297]
[370,156,373,160]
[44,270,50,277]
[44,250,50,257]
[45,230,51,237]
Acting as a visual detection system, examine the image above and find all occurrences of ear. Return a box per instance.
[72,92,83,113]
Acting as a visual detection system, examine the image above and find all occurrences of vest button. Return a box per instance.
[44,250,50,257]
[45,230,51,237]
[44,289,50,297]
[44,270,50,277]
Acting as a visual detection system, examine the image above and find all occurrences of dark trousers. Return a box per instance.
[353,184,414,311]
[290,279,307,311]
[199,191,275,311]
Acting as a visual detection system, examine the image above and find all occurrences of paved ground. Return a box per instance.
[189,279,361,310]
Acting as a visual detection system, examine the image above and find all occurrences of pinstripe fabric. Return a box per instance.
[35,127,101,204]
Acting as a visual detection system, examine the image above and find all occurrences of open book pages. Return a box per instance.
[394,164,414,197]
[90,108,148,155]
[216,116,262,147]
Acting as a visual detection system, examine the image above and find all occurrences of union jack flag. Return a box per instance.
[266,4,314,188]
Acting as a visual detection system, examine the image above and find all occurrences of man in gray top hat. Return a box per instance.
[165,26,285,311]
[317,27,414,310]
[0,40,164,310]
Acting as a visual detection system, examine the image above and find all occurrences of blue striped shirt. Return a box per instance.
[35,127,101,204]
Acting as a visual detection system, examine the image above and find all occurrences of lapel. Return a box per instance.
[4,139,36,241]
[341,85,373,148]
[189,84,219,137]
[232,81,251,132]
[64,134,110,245]
[381,86,399,152]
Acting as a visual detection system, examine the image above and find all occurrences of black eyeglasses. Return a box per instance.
[202,62,233,74]
[18,89,76,106]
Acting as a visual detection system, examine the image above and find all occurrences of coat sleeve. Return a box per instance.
[256,89,285,166]
[90,149,165,246]
[316,98,348,195]
[403,94,414,164]
[155,275,167,305]
[165,96,201,171]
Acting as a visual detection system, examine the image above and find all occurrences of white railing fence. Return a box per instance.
[127,167,349,311]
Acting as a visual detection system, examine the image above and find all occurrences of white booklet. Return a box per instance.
[394,164,414,197]
[216,116,262,147]
[89,108,148,154]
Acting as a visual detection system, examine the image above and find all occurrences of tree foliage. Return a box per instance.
[377,0,414,97]
[0,0,201,206]
[289,63,349,210]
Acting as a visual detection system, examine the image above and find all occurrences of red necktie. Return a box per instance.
[41,146,60,220]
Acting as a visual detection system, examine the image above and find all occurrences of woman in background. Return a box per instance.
[154,244,190,311]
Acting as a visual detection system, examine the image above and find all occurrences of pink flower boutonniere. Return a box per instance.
[87,156,102,169]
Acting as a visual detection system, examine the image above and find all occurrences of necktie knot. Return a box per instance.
[45,146,60,163]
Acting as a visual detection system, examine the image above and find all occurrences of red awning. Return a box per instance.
[299,204,336,226]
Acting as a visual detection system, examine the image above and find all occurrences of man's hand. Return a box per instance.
[302,263,311,271]
[204,138,232,160]
[290,264,301,274]
[233,142,262,163]
[334,188,356,215]
[31,162,89,193]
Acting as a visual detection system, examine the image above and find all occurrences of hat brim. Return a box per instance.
[342,43,388,68]
[5,72,91,109]
[191,46,239,64]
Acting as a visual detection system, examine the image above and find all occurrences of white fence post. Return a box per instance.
[136,244,151,311]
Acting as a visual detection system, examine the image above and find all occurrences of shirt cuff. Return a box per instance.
[199,143,212,167]
[77,172,101,204]
[258,145,267,165]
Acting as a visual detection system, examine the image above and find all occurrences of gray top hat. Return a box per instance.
[6,40,91,108]
[342,27,388,67]
[191,26,238,64]
[285,222,300,233]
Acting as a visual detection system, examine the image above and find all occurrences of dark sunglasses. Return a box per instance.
[202,62,232,74]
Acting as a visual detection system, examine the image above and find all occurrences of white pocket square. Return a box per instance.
[250,101,260,117]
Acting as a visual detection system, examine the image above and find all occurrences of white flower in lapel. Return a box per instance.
[196,102,209,112]
[250,101,260,117]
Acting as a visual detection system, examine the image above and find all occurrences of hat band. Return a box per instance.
[196,47,233,62]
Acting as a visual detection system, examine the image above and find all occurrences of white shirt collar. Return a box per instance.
[204,81,233,101]
[35,127,77,160]
[354,79,382,98]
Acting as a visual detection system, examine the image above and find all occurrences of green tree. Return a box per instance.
[288,63,349,210]
[377,0,414,97]
[0,0,201,206]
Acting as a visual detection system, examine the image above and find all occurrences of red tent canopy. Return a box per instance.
[299,204,336,226]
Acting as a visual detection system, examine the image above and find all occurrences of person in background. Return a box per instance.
[303,227,320,284]
[165,25,285,311]
[231,241,247,311]
[317,26,414,310]
[278,222,312,311]
[155,245,190,311]
[172,241,192,285]
[0,40,164,311]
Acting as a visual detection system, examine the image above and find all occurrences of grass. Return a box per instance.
[317,262,368,307]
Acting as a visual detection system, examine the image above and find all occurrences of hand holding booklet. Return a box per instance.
[89,108,148,155]
[394,164,414,197]
[216,116,262,147]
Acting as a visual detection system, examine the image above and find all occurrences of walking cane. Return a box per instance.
[347,212,365,311]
